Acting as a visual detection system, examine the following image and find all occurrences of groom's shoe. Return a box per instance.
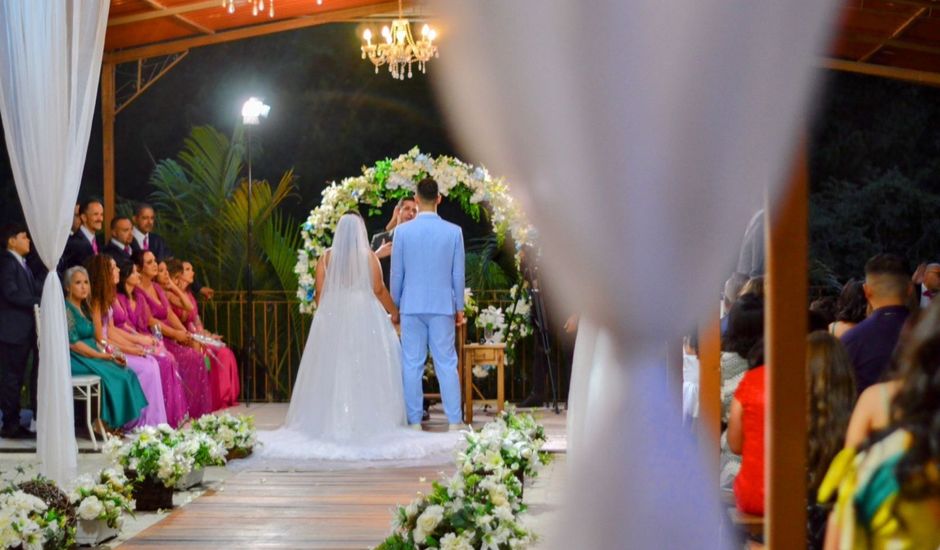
[408,423,423,431]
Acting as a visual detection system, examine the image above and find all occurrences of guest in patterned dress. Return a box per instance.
[165,258,240,410]
[133,251,212,420]
[63,266,147,429]
[86,255,166,428]
[115,261,188,427]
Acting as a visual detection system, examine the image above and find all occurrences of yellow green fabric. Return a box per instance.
[818,429,940,550]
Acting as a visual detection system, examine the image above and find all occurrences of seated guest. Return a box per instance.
[87,255,166,428]
[805,332,856,550]
[740,276,764,299]
[911,262,940,309]
[843,312,921,450]
[719,293,763,488]
[720,272,749,335]
[0,224,41,439]
[115,261,188,427]
[819,302,940,549]
[166,258,240,410]
[64,266,147,430]
[133,251,212,420]
[59,198,103,273]
[727,340,766,516]
[828,280,867,338]
[841,254,911,394]
[103,216,135,267]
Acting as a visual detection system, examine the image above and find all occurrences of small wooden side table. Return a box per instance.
[461,343,506,424]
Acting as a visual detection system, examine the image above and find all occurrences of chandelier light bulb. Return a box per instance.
[428,29,437,42]
[421,24,429,37]
[227,1,235,14]
[363,28,373,44]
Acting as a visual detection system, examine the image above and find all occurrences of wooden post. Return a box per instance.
[697,315,721,467]
[765,146,809,549]
[101,62,116,239]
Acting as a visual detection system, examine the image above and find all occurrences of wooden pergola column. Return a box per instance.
[765,145,809,548]
[101,62,116,238]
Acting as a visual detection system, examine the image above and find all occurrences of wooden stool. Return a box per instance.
[461,343,506,424]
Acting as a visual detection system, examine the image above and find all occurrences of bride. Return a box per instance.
[256,212,459,463]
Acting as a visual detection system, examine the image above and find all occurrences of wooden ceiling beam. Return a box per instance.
[858,6,927,62]
[822,57,940,87]
[840,32,940,57]
[105,0,413,63]
[109,0,219,26]
[140,0,214,35]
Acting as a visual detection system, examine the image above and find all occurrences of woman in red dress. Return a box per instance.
[727,340,766,516]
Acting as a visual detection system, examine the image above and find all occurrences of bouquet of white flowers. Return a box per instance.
[0,488,72,550]
[70,468,135,529]
[105,423,225,488]
[475,305,506,344]
[377,410,550,550]
[189,413,258,458]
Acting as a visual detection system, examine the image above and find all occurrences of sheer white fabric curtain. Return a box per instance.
[0,0,110,486]
[434,1,836,546]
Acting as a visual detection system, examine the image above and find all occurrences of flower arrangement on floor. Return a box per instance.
[188,413,258,459]
[70,468,135,529]
[105,424,226,489]
[0,479,75,550]
[295,147,535,315]
[377,407,551,549]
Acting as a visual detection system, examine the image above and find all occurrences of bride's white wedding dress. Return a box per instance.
[252,214,460,468]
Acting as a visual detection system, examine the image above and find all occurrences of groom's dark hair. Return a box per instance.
[416,177,439,203]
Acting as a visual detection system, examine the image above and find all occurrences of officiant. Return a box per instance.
[371,196,417,288]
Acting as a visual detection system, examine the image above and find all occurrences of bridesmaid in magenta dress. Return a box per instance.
[166,259,240,410]
[134,250,213,421]
[115,261,189,427]
[86,255,166,428]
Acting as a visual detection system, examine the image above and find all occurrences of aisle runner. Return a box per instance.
[120,467,442,549]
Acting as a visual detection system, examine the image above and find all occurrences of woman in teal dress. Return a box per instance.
[64,266,148,429]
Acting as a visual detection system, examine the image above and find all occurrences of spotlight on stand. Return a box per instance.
[240,97,270,407]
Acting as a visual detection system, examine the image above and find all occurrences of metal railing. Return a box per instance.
[202,290,572,404]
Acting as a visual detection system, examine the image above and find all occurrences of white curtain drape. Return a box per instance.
[0,1,110,486]
[434,1,837,546]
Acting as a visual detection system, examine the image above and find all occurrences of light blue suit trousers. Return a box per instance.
[400,313,461,424]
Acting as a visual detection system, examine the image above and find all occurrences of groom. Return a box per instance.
[391,177,465,430]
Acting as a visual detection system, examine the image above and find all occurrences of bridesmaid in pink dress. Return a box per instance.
[86,255,166,428]
[166,259,240,410]
[133,251,212,421]
[114,261,189,427]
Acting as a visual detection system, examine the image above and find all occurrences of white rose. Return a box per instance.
[412,505,444,543]
[77,496,104,520]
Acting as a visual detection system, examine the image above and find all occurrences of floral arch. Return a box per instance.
[294,147,536,367]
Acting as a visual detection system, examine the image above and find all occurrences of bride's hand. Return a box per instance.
[391,311,400,325]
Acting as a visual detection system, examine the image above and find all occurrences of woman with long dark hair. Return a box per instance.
[820,302,940,548]
[115,260,189,427]
[828,280,867,338]
[805,332,856,549]
[86,255,166,428]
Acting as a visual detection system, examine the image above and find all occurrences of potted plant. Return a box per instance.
[104,424,193,511]
[70,468,134,545]
[189,413,258,460]
[1,479,75,549]
[174,431,226,490]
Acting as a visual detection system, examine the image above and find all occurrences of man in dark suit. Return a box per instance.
[0,224,41,439]
[130,203,171,261]
[131,203,214,299]
[371,197,417,289]
[59,198,103,273]
[103,216,135,267]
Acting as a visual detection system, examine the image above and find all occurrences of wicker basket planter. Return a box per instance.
[225,447,253,461]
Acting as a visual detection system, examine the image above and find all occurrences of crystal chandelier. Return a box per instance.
[222,0,323,18]
[360,0,438,79]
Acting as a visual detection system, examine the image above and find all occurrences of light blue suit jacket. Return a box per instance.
[390,212,465,315]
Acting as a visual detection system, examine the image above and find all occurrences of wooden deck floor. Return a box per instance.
[119,467,442,549]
